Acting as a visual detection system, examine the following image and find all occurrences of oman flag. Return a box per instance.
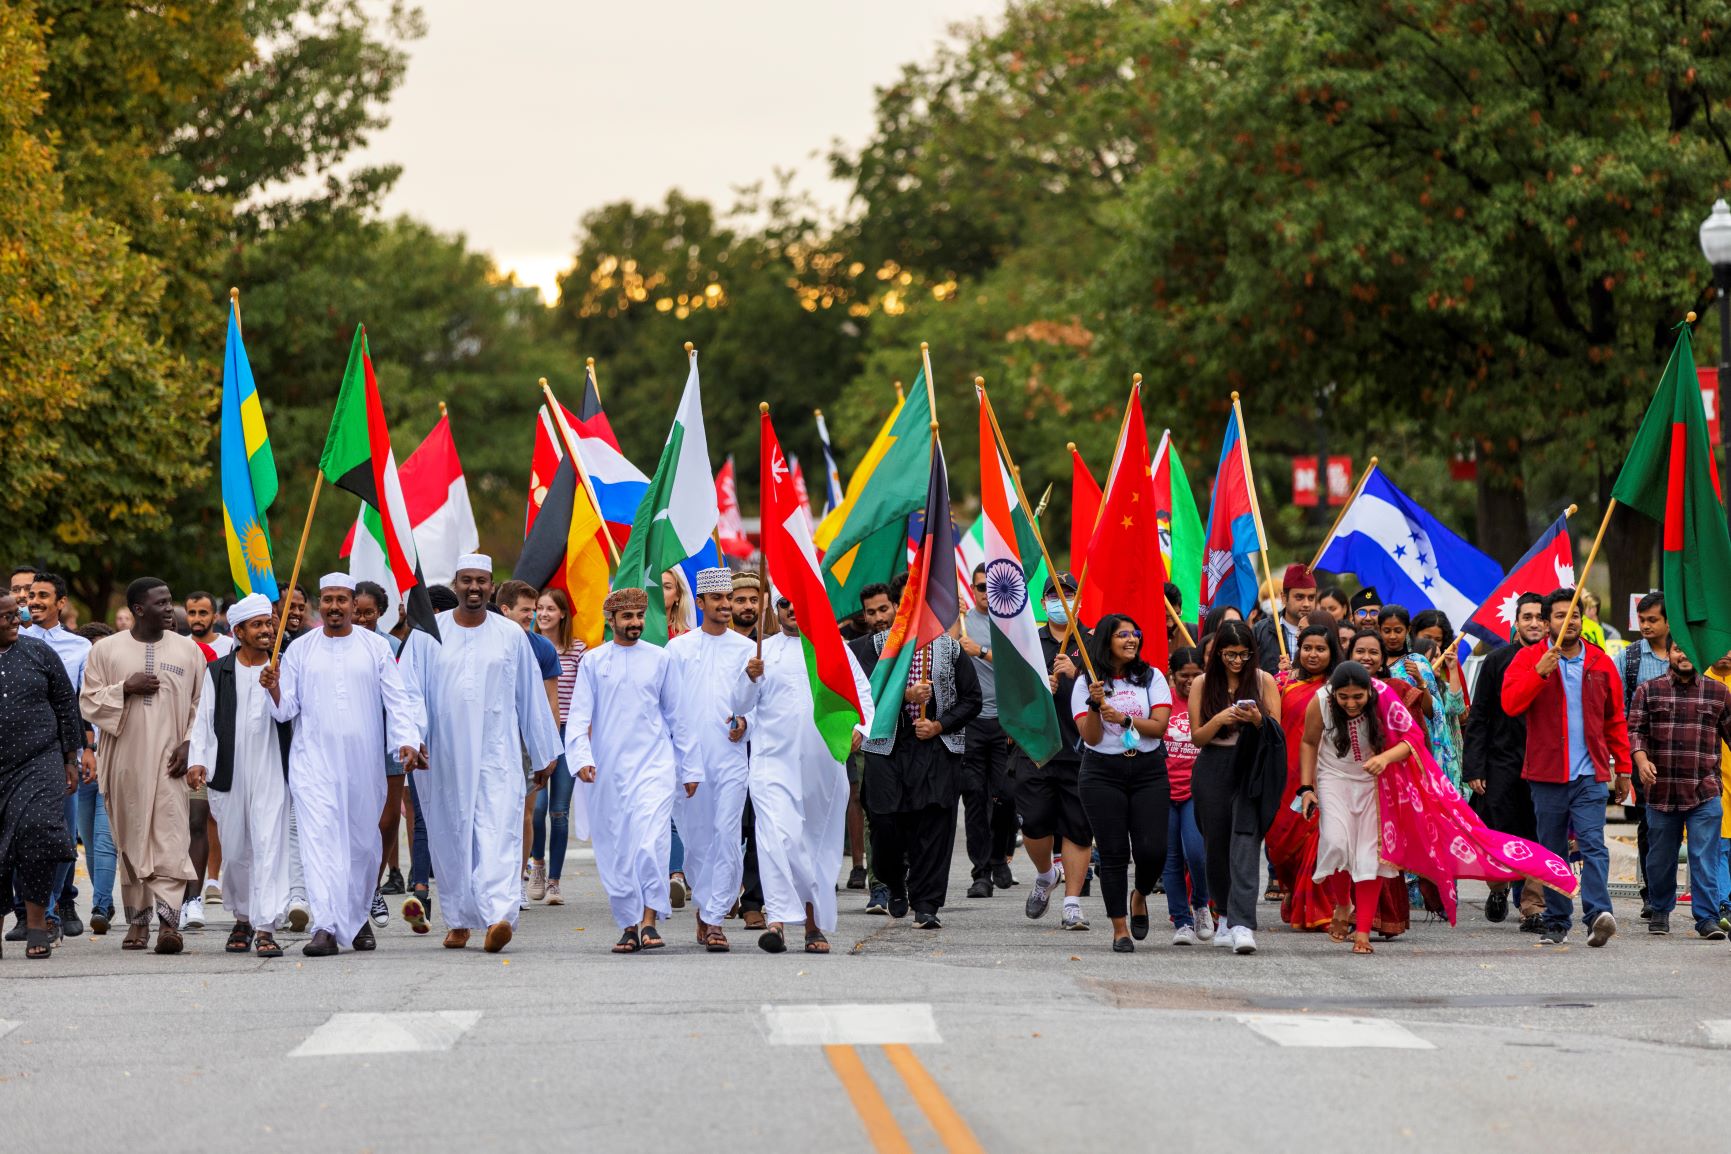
[1080,382,1171,671]
[715,456,755,559]
[977,398,1060,764]
[1610,322,1731,669]
[320,326,438,638]
[1462,514,1575,649]
[343,408,478,631]
[761,409,865,761]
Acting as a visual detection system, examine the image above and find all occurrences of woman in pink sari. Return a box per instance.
[1299,662,1577,954]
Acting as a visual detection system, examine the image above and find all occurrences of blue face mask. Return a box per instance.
[1043,597,1069,625]
[16,602,29,625]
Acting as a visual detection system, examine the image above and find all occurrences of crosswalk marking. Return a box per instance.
[1703,1020,1731,1048]
[289,1011,482,1057]
[1237,1014,1435,1050]
[763,1003,942,1046]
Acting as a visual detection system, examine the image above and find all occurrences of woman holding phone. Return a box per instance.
[1187,619,1281,955]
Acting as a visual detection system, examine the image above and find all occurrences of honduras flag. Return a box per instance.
[1316,466,1502,631]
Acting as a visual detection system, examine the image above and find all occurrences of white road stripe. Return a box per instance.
[1703,1020,1731,1048]
[0,1021,18,1042]
[763,1003,942,1046]
[290,1011,482,1057]
[1237,1014,1435,1050]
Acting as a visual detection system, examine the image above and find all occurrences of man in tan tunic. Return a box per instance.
[81,577,205,954]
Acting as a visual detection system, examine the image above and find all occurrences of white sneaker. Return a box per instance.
[1172,924,1199,946]
[1212,920,1234,947]
[180,897,204,931]
[520,880,530,911]
[1194,906,1216,942]
[204,877,222,904]
[1232,925,1258,954]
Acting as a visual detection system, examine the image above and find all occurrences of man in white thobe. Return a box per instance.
[401,555,561,954]
[186,594,294,957]
[266,573,422,957]
[666,567,755,952]
[566,587,702,953]
[740,596,873,953]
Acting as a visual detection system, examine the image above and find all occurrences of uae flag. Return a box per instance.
[342,409,478,631]
[320,326,438,639]
[761,409,865,761]
[868,440,959,740]
[1610,322,1731,669]
[977,398,1061,764]
[1461,514,1575,648]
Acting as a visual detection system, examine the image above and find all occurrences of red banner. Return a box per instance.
[1292,455,1319,507]
[1326,456,1353,506]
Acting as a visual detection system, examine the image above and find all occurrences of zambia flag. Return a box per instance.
[1609,321,1731,669]
[867,440,959,740]
[220,300,278,600]
[319,325,439,639]
[819,372,933,610]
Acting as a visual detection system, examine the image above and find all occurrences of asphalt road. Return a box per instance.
[4,818,1728,1154]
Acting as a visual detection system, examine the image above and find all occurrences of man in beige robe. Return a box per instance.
[80,577,206,954]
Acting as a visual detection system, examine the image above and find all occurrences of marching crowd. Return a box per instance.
[3,555,1730,962]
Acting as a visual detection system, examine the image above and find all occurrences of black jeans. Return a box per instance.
[1077,748,1170,919]
[869,803,958,915]
[962,717,1018,878]
[1191,743,1262,929]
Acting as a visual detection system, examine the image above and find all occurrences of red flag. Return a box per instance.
[1461,514,1575,648]
[1081,384,1171,671]
[790,454,814,528]
[1069,443,1101,571]
[715,456,755,559]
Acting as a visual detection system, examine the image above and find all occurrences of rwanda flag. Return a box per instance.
[220,300,279,600]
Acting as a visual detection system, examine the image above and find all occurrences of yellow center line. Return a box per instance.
[823,1043,914,1154]
[881,1043,986,1154]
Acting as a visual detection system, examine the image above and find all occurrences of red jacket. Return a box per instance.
[1500,641,1630,784]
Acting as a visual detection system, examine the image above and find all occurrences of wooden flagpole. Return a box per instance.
[540,377,624,571]
[1231,390,1287,661]
[1558,499,1614,651]
[1307,456,1378,573]
[271,473,322,667]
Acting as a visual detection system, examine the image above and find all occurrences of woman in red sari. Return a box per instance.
[1269,622,1342,930]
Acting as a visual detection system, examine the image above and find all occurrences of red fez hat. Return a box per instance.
[1282,563,1317,592]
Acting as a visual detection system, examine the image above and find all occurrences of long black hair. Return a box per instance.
[1199,618,1259,725]
[1089,613,1152,686]
[1325,661,1385,758]
[1294,621,1342,679]
[1201,604,1242,641]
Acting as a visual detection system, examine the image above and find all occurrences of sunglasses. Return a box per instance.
[972,585,988,596]
[776,598,792,608]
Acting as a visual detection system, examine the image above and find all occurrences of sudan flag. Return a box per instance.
[320,325,439,639]
[867,440,959,741]
[1610,322,1731,669]
[761,410,865,761]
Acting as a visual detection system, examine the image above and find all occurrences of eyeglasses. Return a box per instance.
[1112,629,1142,641]
[1220,649,1252,663]
[1354,608,1378,619]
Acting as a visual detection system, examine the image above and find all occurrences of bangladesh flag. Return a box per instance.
[1609,322,1731,669]
[319,325,439,639]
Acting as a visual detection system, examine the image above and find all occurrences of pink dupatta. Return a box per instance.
[1369,681,1579,924]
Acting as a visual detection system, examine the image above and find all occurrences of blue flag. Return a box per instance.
[1316,466,1501,629]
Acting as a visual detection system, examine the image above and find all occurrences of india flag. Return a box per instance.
[976,398,1061,765]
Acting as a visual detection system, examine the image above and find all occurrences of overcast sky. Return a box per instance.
[343,1,1006,301]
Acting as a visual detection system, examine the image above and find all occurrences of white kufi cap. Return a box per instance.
[695,566,734,595]
[226,593,273,627]
[318,571,356,592]
[455,553,492,574]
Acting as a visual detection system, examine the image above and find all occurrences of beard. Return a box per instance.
[733,610,757,629]
[618,624,644,642]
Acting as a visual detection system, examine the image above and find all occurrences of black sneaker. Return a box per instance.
[1519,914,1544,934]
[57,905,84,937]
[1484,888,1509,924]
[3,920,26,942]
[1080,870,1093,898]
[1537,924,1569,945]
[352,924,377,951]
[992,863,1016,889]
[381,868,406,896]
[865,885,890,915]
[966,878,992,899]
[1639,904,1655,922]
[888,894,909,919]
[913,910,942,930]
[1698,923,1728,941]
[1648,913,1671,935]
[846,866,868,891]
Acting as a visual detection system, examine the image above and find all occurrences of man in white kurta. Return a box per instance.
[186,594,294,956]
[666,568,755,951]
[401,556,562,953]
[566,587,702,952]
[267,573,422,956]
[739,597,873,950]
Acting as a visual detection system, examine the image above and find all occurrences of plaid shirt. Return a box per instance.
[1627,671,1731,812]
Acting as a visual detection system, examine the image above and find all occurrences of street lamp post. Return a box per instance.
[1699,200,1731,534]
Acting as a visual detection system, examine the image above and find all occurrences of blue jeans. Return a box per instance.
[670,819,685,874]
[1163,797,1209,926]
[406,773,432,891]
[531,756,573,879]
[1530,777,1611,931]
[46,793,79,922]
[1644,798,1726,931]
[1720,837,1731,914]
[75,782,115,916]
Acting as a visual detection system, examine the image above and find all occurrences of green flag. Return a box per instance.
[1608,323,1731,669]
[1154,430,1204,624]
[821,371,933,608]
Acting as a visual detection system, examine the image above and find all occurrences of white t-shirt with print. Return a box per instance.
[1070,670,1173,755]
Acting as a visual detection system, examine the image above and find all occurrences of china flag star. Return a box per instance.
[1079,380,1170,672]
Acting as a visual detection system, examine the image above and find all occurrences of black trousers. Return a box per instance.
[961,717,1017,878]
[869,803,958,915]
[739,796,764,913]
[1191,744,1262,929]
[1077,748,1170,919]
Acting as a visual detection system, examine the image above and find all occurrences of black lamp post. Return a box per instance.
[1700,199,1731,531]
